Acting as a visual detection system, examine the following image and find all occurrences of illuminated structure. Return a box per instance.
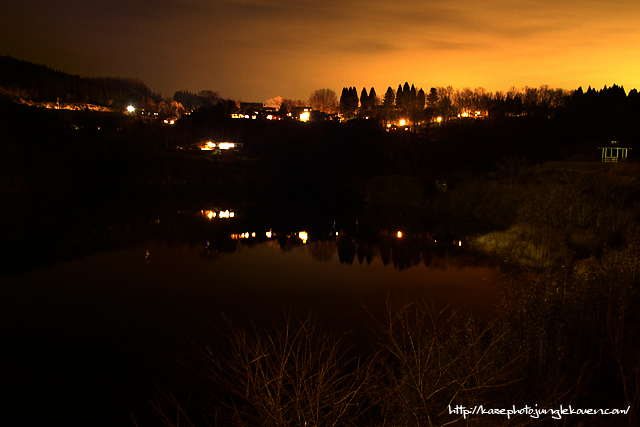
[599,141,631,162]
[289,107,312,121]
[196,141,243,151]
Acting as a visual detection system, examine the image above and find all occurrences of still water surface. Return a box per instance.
[2,199,501,427]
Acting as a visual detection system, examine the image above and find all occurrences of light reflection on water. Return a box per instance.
[137,237,501,334]
[1,201,502,427]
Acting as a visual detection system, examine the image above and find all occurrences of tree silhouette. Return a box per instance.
[369,87,378,109]
[309,88,338,113]
[427,88,438,108]
[339,87,359,117]
[396,84,404,109]
[360,87,369,115]
[383,87,395,107]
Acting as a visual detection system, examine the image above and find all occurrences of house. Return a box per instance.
[599,141,632,162]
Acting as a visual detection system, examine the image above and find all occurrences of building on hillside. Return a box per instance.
[599,141,632,162]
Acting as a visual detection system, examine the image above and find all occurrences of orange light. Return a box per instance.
[397,231,402,238]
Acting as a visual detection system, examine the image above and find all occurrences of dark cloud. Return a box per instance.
[423,40,480,52]
[215,0,348,24]
[336,39,399,54]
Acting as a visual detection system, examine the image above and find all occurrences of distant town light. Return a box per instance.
[202,210,217,219]
[437,116,443,122]
[218,142,234,150]
[399,119,406,126]
[127,105,135,113]
[200,141,215,150]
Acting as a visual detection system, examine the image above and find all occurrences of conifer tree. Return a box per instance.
[369,87,377,109]
[417,88,425,111]
[360,87,369,113]
[383,87,395,107]
[396,84,404,109]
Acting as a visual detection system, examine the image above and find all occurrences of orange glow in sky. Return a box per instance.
[2,0,639,102]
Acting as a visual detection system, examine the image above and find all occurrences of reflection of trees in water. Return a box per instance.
[379,243,391,266]
[337,237,356,265]
[196,239,238,261]
[356,242,373,265]
[277,236,301,252]
[332,234,497,271]
[308,240,337,262]
[392,240,422,271]
[8,198,497,275]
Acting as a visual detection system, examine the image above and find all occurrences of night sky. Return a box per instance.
[2,0,639,103]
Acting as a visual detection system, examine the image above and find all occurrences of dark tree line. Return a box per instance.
[173,90,222,110]
[337,81,639,141]
[338,87,359,117]
[0,55,160,109]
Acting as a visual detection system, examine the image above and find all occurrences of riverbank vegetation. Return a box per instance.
[152,278,638,426]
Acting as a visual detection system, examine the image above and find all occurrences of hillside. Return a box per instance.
[0,55,158,109]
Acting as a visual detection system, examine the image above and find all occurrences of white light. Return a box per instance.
[127,105,135,113]
[300,112,310,122]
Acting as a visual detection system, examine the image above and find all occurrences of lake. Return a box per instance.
[1,194,502,427]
